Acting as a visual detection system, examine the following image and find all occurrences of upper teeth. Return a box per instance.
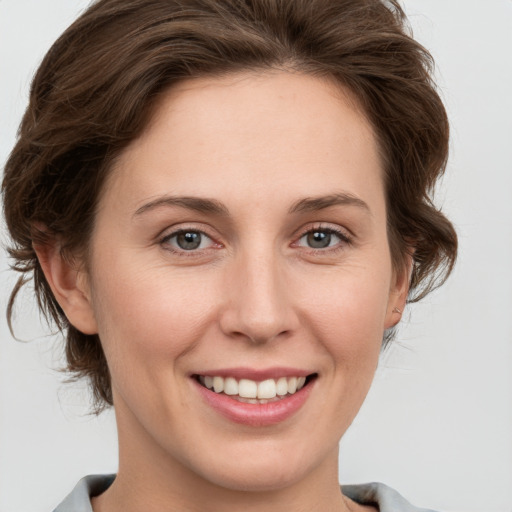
[199,375,307,399]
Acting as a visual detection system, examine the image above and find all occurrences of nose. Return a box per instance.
[218,249,299,344]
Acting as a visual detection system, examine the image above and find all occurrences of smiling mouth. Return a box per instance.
[195,374,317,404]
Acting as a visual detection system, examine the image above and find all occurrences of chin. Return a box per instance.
[190,441,331,494]
[201,462,308,493]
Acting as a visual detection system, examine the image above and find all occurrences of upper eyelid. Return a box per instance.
[158,223,218,240]
[161,229,216,245]
[294,222,353,240]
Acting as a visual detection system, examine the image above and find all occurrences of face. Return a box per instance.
[72,72,407,493]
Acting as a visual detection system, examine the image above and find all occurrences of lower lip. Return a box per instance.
[193,378,314,427]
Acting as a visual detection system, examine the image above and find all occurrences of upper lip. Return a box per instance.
[191,367,315,381]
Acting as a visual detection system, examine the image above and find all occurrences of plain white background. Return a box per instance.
[1,1,511,511]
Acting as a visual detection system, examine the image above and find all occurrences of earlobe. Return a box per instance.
[34,239,98,335]
[384,253,414,330]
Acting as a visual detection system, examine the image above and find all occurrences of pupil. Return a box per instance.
[307,231,331,248]
[177,232,201,250]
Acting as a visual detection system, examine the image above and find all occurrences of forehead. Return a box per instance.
[104,71,384,213]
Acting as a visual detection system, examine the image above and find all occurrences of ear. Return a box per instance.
[384,252,414,330]
[34,239,98,335]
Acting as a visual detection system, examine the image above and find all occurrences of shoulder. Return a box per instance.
[342,482,439,512]
[52,475,115,512]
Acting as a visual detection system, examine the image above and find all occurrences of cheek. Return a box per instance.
[292,257,392,407]
[296,262,392,347]
[89,263,219,378]
[307,292,384,381]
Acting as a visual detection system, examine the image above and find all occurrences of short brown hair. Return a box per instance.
[2,0,457,412]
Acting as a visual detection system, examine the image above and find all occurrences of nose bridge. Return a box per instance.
[220,242,296,343]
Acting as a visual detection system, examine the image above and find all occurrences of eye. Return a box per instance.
[302,230,335,249]
[295,227,350,250]
[162,229,215,252]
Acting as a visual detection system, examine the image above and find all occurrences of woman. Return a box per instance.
[2,0,458,510]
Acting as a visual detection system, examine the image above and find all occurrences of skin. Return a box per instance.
[38,71,409,512]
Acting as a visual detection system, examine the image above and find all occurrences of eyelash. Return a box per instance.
[293,224,353,255]
[159,227,220,257]
[158,224,353,257]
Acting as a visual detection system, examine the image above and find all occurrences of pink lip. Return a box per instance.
[192,372,315,427]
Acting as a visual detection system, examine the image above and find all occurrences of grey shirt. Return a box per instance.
[53,474,438,511]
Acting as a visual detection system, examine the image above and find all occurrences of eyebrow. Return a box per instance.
[133,196,230,217]
[133,191,370,218]
[288,192,371,215]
